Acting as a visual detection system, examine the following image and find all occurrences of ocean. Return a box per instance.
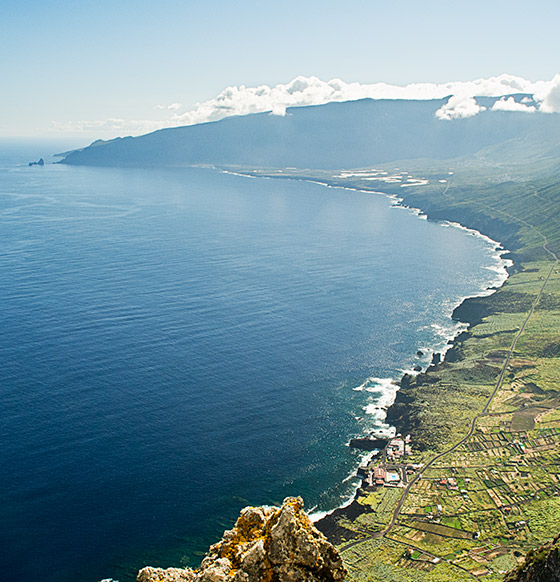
[0,141,509,582]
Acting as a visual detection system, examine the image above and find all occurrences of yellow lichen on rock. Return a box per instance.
[137,497,346,582]
[137,566,197,582]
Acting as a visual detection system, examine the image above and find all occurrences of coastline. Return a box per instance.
[314,257,515,541]
[256,172,518,538]
[215,166,560,580]
[217,166,519,535]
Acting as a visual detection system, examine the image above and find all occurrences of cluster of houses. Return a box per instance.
[386,435,412,460]
[438,476,473,502]
[370,466,402,487]
[358,434,422,489]
[438,477,458,490]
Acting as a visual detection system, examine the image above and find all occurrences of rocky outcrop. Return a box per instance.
[137,497,346,582]
[503,533,560,582]
[348,437,388,451]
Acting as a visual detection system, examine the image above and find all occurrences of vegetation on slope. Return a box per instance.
[59,98,560,171]
[231,144,560,580]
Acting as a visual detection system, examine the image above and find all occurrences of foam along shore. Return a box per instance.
[314,273,514,542]
[221,165,516,533]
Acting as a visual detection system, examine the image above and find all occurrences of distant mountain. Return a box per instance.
[60,96,560,169]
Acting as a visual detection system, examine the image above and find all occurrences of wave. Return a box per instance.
[308,485,360,523]
[217,167,514,532]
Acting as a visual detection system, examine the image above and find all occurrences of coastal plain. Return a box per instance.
[54,97,560,580]
[227,152,560,581]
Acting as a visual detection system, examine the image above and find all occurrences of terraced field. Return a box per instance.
[232,151,560,580]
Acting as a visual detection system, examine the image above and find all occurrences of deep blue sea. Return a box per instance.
[0,140,509,582]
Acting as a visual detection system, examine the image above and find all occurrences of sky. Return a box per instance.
[2,0,560,142]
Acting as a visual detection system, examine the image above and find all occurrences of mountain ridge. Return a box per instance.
[59,96,560,170]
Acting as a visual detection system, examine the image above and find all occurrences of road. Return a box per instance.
[341,191,559,549]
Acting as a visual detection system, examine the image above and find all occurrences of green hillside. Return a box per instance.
[59,96,560,170]
[228,145,560,581]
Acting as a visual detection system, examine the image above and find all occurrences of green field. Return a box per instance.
[230,148,560,580]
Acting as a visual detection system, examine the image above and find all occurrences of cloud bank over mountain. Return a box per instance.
[54,74,560,136]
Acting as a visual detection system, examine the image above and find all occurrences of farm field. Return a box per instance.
[233,154,560,580]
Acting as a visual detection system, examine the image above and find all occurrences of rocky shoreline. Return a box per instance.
[315,278,513,542]
[314,243,519,545]
[260,171,519,545]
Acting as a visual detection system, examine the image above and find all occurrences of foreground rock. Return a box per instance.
[503,532,560,581]
[137,497,346,582]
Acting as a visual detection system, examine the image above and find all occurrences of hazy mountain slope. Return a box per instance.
[60,97,560,169]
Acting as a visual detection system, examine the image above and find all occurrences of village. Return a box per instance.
[338,402,560,580]
[355,434,424,489]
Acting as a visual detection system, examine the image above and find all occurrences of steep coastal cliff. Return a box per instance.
[503,533,560,582]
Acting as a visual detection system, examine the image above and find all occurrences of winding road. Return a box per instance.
[341,184,560,553]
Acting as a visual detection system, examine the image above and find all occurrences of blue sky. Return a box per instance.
[2,0,560,139]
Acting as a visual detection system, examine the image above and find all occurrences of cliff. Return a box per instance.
[503,533,560,582]
[137,497,346,582]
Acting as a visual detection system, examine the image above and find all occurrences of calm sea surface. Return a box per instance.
[0,141,509,582]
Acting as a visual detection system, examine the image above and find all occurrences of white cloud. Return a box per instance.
[155,103,182,111]
[435,95,486,120]
[269,103,287,117]
[536,74,560,113]
[54,73,560,136]
[168,74,537,127]
[491,97,536,113]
